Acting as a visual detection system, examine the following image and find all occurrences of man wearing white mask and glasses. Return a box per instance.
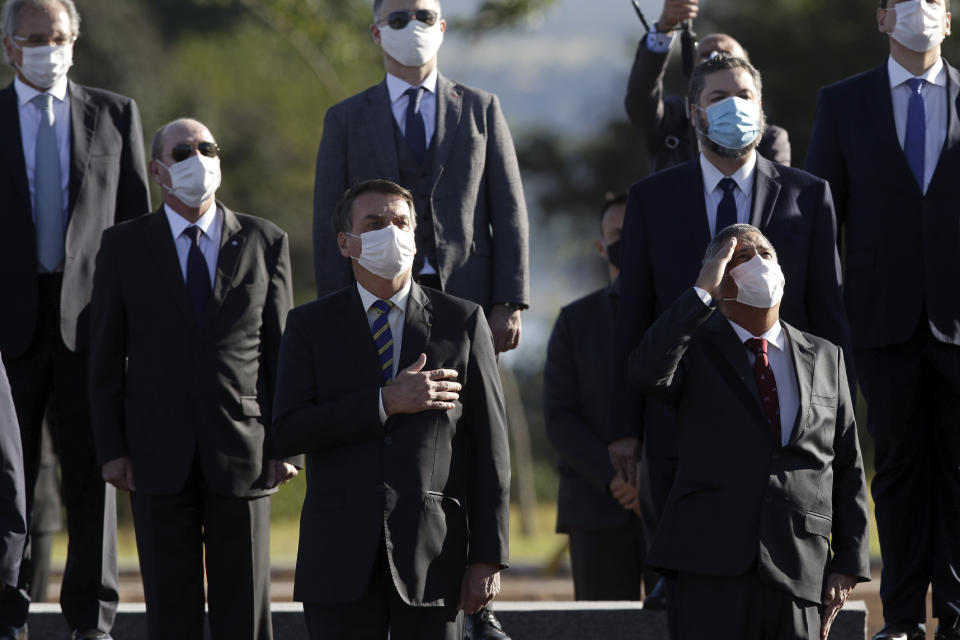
[89,118,299,640]
[312,0,529,361]
[608,53,855,639]
[0,1,150,638]
[807,1,960,638]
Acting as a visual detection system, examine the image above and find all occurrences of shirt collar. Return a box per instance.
[357,278,413,315]
[164,202,220,241]
[700,152,757,198]
[887,54,946,89]
[15,74,69,107]
[727,318,786,353]
[386,68,439,104]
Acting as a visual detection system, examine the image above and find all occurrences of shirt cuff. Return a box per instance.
[693,286,714,307]
[645,29,676,53]
[378,388,387,424]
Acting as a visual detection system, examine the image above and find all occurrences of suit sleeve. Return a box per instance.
[88,230,129,465]
[758,124,792,166]
[827,347,871,583]
[271,309,384,457]
[805,88,848,229]
[543,310,617,493]
[0,358,26,589]
[463,306,511,567]
[485,94,529,307]
[259,232,299,466]
[624,40,682,156]
[114,97,151,221]
[313,106,354,299]
[606,185,656,443]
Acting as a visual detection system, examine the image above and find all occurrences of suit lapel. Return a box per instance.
[0,84,31,214]
[67,81,98,215]
[750,156,781,230]
[783,323,815,446]
[202,204,245,326]
[867,63,922,195]
[686,160,712,246]
[703,314,772,437]
[431,74,463,187]
[143,209,197,328]
[398,283,433,371]
[927,60,960,193]
[363,81,400,180]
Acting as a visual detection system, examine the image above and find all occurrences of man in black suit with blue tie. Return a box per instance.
[609,53,853,636]
[806,2,960,638]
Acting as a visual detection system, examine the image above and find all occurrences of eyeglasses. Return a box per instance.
[13,34,76,47]
[379,9,439,30]
[170,142,220,163]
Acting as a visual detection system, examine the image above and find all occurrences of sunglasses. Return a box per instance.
[380,9,439,30]
[170,142,220,163]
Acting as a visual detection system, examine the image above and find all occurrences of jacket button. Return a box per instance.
[384,436,392,445]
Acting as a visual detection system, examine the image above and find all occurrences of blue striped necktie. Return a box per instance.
[33,92,64,272]
[371,299,395,383]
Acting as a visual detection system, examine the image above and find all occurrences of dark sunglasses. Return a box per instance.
[171,142,220,163]
[381,9,438,30]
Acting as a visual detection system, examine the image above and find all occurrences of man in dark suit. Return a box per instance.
[313,0,529,359]
[273,179,511,640]
[0,358,27,620]
[0,0,150,637]
[631,224,870,640]
[544,194,657,601]
[609,53,853,636]
[806,1,960,638]
[625,0,791,173]
[89,118,298,640]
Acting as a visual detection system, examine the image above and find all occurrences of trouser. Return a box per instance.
[0,274,118,632]
[857,324,960,623]
[641,452,680,639]
[303,542,463,640]
[131,454,273,640]
[568,516,656,600]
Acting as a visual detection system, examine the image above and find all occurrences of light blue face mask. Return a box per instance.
[696,96,761,150]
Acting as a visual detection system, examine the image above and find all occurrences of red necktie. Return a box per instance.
[745,337,782,444]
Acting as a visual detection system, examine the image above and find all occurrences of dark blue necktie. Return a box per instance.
[715,177,738,236]
[184,225,211,320]
[404,86,426,165]
[905,78,927,189]
[371,299,395,383]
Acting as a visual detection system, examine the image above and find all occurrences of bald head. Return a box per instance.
[697,33,747,63]
[150,118,215,162]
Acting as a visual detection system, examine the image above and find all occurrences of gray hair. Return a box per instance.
[2,0,79,64]
[702,223,777,263]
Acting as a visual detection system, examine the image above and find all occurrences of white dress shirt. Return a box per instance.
[700,152,756,237]
[693,287,800,446]
[164,203,222,286]
[15,75,71,226]
[887,55,947,194]
[357,280,412,423]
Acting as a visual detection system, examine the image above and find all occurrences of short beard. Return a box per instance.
[694,110,766,159]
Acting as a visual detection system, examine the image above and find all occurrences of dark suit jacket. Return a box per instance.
[312,74,529,308]
[89,204,295,497]
[631,288,870,603]
[624,39,791,173]
[544,283,633,533]
[608,156,854,459]
[806,60,960,348]
[272,283,511,607]
[0,357,26,588]
[0,80,150,357]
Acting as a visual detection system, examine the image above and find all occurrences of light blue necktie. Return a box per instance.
[904,78,926,190]
[32,93,64,272]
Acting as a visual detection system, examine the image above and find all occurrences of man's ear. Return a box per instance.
[148,159,165,187]
[338,231,352,259]
[594,239,606,259]
[877,7,890,34]
[370,23,382,45]
[945,11,952,37]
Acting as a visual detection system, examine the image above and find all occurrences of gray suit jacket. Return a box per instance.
[312,75,529,309]
[631,288,870,603]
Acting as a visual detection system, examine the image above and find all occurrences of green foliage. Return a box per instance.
[452,0,558,35]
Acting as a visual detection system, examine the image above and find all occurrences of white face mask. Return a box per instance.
[379,18,444,67]
[726,254,785,309]
[160,154,221,208]
[348,225,416,279]
[14,43,73,89]
[889,0,947,52]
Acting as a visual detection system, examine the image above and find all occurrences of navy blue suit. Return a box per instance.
[806,59,960,624]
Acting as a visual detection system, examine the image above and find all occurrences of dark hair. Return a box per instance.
[702,223,777,263]
[332,179,416,235]
[687,52,763,109]
[600,192,628,225]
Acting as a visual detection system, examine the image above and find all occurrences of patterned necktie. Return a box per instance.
[184,225,211,320]
[404,86,426,165]
[745,337,782,444]
[904,78,927,189]
[715,177,738,236]
[372,299,395,383]
[32,92,64,272]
